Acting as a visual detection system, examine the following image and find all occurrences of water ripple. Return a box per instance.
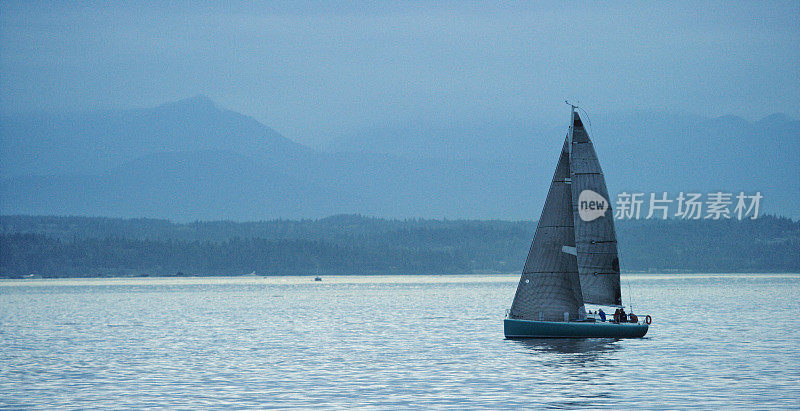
[1,274,799,408]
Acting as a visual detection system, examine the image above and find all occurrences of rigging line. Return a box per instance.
[626,277,635,312]
[576,106,594,138]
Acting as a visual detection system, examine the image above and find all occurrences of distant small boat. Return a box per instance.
[314,276,322,282]
[504,104,650,339]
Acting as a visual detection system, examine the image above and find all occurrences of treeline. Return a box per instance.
[0,215,797,277]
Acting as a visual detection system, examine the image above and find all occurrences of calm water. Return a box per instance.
[1,274,799,409]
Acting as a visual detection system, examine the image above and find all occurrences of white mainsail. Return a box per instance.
[509,108,623,322]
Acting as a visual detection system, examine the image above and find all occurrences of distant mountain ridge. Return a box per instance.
[1,97,797,220]
[0,95,312,178]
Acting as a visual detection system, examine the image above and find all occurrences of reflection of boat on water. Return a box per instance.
[504,104,649,339]
[511,337,619,355]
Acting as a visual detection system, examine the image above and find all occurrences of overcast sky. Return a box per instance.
[1,1,798,146]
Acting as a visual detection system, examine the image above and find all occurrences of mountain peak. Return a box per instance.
[158,95,219,111]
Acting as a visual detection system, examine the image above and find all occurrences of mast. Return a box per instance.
[566,101,577,157]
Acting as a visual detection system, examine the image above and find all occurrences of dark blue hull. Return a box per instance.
[504,318,649,339]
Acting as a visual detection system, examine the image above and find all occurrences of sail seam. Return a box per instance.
[522,271,579,274]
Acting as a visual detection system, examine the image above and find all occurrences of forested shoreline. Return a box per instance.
[1,214,797,278]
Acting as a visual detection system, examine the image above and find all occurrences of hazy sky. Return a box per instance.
[1,1,798,146]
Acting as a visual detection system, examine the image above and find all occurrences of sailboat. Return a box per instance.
[504,104,650,339]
